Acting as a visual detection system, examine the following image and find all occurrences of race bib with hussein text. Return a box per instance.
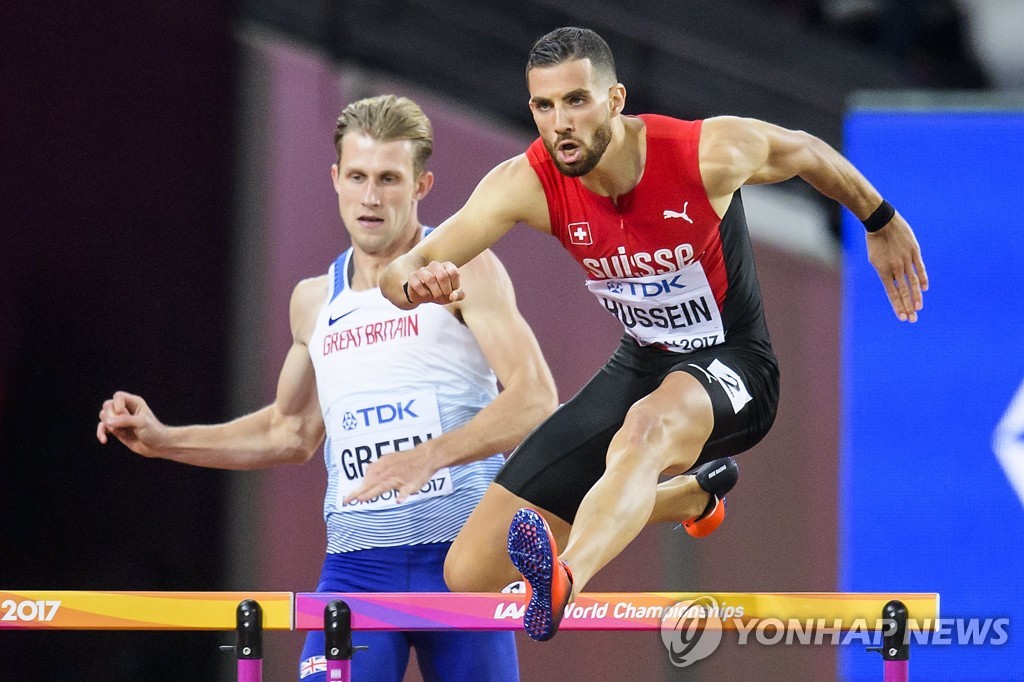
[586,262,725,352]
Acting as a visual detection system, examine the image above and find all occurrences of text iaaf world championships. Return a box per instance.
[490,600,745,621]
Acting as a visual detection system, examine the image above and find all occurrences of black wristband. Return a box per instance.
[862,199,895,233]
[402,282,413,304]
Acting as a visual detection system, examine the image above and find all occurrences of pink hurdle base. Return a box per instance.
[236,658,261,682]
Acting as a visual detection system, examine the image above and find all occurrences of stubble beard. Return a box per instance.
[546,120,613,178]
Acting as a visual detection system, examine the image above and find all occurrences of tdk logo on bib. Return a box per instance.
[341,400,420,431]
[329,391,454,512]
[608,275,687,298]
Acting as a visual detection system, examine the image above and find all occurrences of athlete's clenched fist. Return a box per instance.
[404,260,464,305]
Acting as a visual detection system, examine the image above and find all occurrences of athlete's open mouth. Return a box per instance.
[556,140,582,164]
[358,215,384,227]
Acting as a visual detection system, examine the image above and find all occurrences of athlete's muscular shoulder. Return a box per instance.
[476,154,551,234]
[699,116,815,200]
[698,116,795,216]
[290,275,328,345]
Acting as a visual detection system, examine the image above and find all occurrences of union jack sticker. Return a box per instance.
[300,655,327,678]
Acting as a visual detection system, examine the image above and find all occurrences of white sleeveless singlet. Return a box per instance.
[307,241,502,553]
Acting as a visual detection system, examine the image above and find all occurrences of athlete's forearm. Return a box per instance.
[154,406,320,470]
[797,135,885,221]
[422,380,557,471]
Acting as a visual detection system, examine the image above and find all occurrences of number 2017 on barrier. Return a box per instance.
[1,599,61,622]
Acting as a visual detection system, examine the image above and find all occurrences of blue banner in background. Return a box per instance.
[840,107,1024,680]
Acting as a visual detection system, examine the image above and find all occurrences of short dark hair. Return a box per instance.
[526,27,617,83]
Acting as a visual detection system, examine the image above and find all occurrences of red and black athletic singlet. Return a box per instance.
[527,114,771,354]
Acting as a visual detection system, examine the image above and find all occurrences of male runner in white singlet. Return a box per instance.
[380,28,929,642]
[97,95,556,681]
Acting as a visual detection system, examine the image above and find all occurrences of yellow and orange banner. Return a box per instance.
[295,591,940,631]
[0,591,293,630]
[0,590,938,632]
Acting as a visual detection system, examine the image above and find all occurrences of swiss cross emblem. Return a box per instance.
[568,222,592,246]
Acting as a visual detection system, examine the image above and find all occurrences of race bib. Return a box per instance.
[587,263,725,352]
[328,391,454,512]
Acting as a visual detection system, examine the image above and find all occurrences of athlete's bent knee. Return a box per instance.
[617,402,669,452]
[612,397,710,470]
[444,546,501,593]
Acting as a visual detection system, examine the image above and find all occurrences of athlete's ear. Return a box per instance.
[609,83,626,116]
[330,163,341,192]
[414,170,434,200]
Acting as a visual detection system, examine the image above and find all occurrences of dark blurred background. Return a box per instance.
[2,0,1019,680]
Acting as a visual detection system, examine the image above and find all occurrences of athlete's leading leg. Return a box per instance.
[448,468,722,593]
[507,371,714,640]
[449,371,731,594]
[560,371,714,596]
[510,347,776,639]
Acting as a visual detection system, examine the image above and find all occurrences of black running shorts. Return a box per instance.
[494,333,780,524]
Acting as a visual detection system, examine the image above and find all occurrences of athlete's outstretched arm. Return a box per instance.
[699,116,928,323]
[346,249,558,504]
[380,155,548,309]
[97,278,327,468]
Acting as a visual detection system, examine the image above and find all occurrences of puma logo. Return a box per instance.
[663,201,693,223]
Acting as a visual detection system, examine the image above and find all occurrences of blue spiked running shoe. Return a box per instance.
[507,508,574,641]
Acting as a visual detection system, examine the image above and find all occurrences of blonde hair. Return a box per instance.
[333,95,433,177]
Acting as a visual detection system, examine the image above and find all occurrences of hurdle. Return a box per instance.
[1,589,937,680]
[296,591,939,682]
[0,591,293,682]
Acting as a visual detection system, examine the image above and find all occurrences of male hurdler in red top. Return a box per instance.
[382,27,927,642]
[528,113,770,358]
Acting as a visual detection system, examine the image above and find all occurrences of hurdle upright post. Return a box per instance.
[325,600,354,682]
[868,599,909,682]
[235,599,263,682]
